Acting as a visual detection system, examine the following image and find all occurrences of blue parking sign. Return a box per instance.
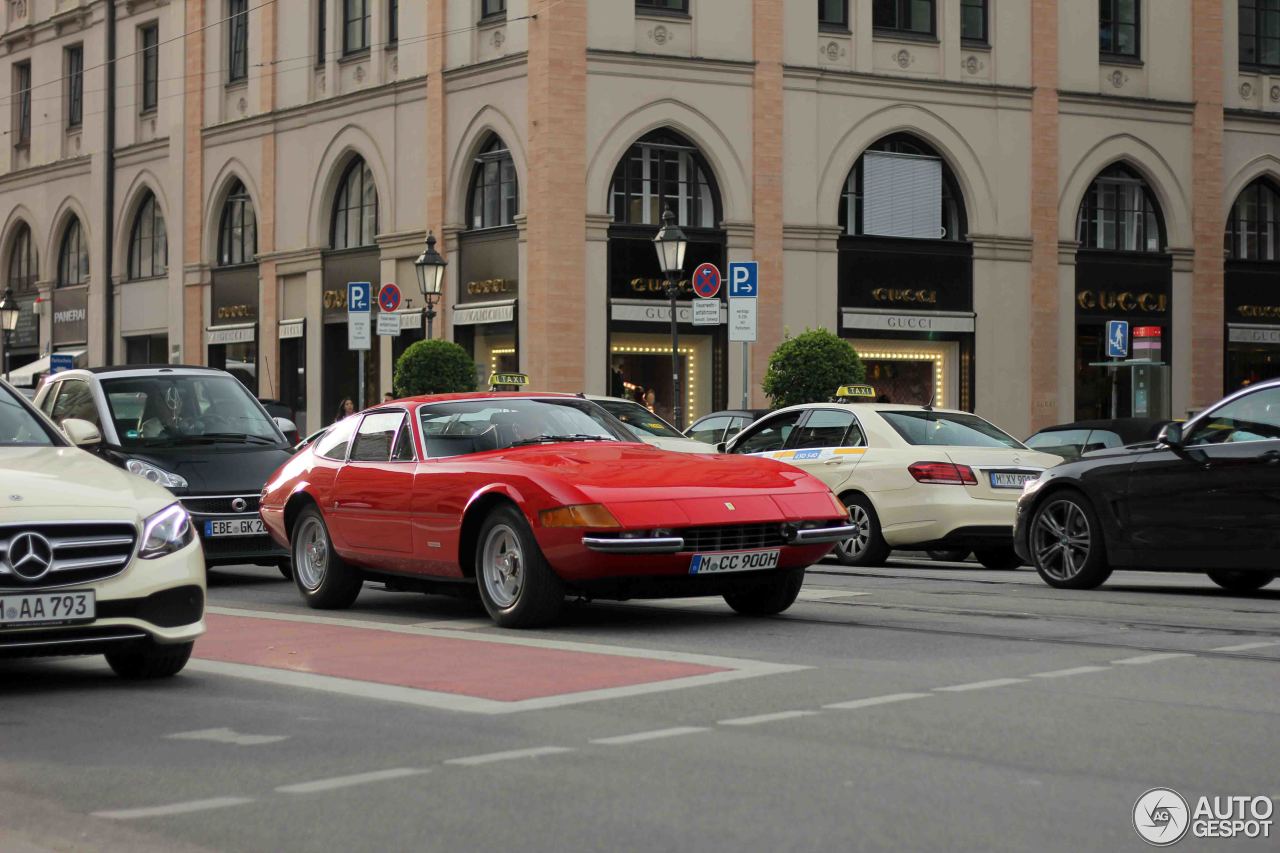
[1106,320,1129,359]
[347,281,372,313]
[728,262,758,298]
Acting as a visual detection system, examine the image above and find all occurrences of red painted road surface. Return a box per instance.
[197,614,726,702]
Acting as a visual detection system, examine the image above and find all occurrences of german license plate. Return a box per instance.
[689,549,781,575]
[0,590,95,628]
[990,471,1039,489]
[204,518,266,537]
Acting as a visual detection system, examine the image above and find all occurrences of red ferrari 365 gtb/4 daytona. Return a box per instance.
[259,394,854,627]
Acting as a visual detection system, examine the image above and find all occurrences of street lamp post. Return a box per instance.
[414,232,447,340]
[653,208,689,429]
[0,288,20,385]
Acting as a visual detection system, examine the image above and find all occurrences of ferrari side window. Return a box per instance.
[733,411,803,454]
[350,412,405,462]
[391,419,416,461]
[315,417,358,461]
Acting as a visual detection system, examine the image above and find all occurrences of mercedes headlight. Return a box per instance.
[140,503,195,559]
[126,458,189,489]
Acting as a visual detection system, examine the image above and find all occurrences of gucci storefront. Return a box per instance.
[1073,250,1172,419]
[837,237,974,410]
[454,227,518,384]
[1224,262,1280,390]
[606,230,727,425]
[207,265,258,393]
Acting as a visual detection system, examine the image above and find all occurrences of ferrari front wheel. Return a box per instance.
[291,506,362,609]
[475,505,564,628]
[723,568,805,616]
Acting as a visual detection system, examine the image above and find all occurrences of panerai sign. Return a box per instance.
[52,287,89,346]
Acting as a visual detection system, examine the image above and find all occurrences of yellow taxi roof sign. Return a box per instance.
[489,372,529,390]
[835,384,877,400]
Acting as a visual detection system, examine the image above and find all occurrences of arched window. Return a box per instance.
[468,135,518,229]
[7,223,37,294]
[609,129,720,229]
[839,134,967,241]
[127,191,168,279]
[57,217,89,287]
[1076,164,1165,253]
[218,179,258,266]
[1225,178,1280,261]
[331,157,378,249]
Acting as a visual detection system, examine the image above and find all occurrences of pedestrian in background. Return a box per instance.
[335,398,355,423]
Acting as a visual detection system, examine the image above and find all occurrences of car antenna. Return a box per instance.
[922,388,936,411]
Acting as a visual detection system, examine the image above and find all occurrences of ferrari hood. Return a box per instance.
[0,446,176,517]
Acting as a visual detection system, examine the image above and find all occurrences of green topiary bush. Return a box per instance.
[762,328,865,409]
[393,339,478,397]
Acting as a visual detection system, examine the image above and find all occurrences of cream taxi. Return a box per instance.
[0,379,205,677]
[725,386,1062,569]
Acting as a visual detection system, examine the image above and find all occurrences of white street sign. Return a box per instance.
[693,298,720,326]
[376,313,401,337]
[348,312,372,350]
[729,298,757,342]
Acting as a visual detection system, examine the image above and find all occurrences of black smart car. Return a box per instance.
[35,366,296,576]
[1014,379,1280,593]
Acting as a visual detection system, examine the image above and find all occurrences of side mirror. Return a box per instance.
[1157,422,1184,450]
[62,418,102,447]
[273,416,298,437]
[715,441,728,454]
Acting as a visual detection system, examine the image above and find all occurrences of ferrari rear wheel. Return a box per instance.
[833,494,890,568]
[291,506,362,609]
[1206,570,1275,593]
[475,505,564,628]
[723,568,806,616]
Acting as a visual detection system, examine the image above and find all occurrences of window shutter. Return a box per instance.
[862,151,943,239]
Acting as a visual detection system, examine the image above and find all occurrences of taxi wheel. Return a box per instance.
[105,640,194,679]
[834,494,890,567]
[475,505,564,629]
[1029,492,1112,589]
[974,548,1023,571]
[1206,570,1275,593]
[291,506,362,609]
[723,568,805,616]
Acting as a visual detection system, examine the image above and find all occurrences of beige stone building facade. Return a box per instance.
[1,0,1278,436]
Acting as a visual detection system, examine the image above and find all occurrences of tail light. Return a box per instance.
[908,461,977,485]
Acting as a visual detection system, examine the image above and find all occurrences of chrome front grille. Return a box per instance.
[0,522,138,590]
[180,494,260,517]
[678,523,789,552]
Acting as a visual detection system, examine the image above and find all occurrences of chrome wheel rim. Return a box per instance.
[481,524,524,609]
[295,516,329,591]
[837,503,871,560]
[1031,499,1091,581]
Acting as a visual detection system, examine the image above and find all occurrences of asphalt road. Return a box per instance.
[3,555,1278,853]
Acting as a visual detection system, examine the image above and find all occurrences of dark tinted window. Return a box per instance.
[881,411,1023,448]
[391,418,416,460]
[789,409,859,449]
[873,0,934,35]
[316,417,357,460]
[350,411,404,462]
[1099,0,1140,58]
[733,411,803,454]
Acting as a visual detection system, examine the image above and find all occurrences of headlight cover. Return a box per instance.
[126,458,189,489]
[140,503,196,559]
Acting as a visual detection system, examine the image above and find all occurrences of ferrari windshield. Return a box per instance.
[418,398,628,457]
[0,384,56,446]
[880,410,1025,449]
[101,374,282,447]
[594,399,684,439]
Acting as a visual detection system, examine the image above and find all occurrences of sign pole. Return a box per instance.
[358,350,366,410]
[741,341,749,410]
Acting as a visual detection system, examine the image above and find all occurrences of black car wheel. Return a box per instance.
[927,549,971,563]
[1029,492,1112,589]
[974,547,1023,571]
[291,506,363,609]
[723,568,806,616]
[834,494,891,568]
[277,558,293,581]
[105,640,194,679]
[1206,570,1275,593]
[475,504,564,628]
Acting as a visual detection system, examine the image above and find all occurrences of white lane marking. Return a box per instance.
[444,746,574,766]
[717,710,819,726]
[410,618,492,630]
[1209,641,1280,653]
[823,692,932,710]
[276,768,428,794]
[1029,666,1111,679]
[93,797,255,820]
[166,727,287,746]
[590,726,708,745]
[187,658,803,715]
[934,678,1027,693]
[1111,652,1194,665]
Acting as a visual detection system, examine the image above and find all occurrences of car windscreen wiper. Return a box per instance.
[154,433,278,446]
[509,434,615,447]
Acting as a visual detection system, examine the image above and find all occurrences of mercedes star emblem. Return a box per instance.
[7,531,55,581]
[231,497,249,513]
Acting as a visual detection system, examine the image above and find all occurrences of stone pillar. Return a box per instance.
[751,0,784,407]
[258,0,279,396]
[424,0,448,329]
[583,212,611,394]
[182,0,207,366]
[1190,0,1225,406]
[525,0,587,392]
[1028,0,1060,430]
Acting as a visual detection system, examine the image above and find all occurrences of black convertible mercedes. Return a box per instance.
[1015,378,1280,593]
